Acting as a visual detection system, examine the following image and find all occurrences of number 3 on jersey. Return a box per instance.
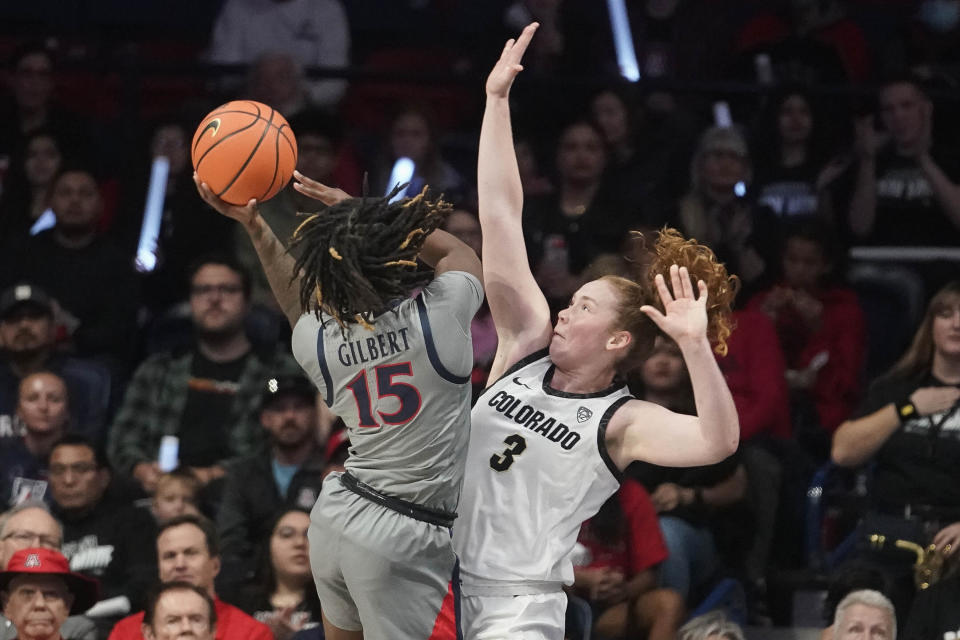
[490,434,527,472]
[346,362,422,428]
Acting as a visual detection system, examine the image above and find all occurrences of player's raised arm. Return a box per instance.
[479,23,553,380]
[194,174,302,328]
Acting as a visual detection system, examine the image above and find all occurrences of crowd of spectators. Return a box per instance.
[0,1,959,638]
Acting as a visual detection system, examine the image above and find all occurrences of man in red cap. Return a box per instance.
[0,547,99,640]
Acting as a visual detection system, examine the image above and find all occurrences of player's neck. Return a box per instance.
[932,353,960,385]
[549,361,616,394]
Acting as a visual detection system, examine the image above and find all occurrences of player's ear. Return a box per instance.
[606,330,631,353]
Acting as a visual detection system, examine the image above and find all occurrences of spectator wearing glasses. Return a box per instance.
[0,547,99,640]
[107,255,300,495]
[0,503,95,640]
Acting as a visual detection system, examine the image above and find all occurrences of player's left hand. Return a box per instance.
[640,265,708,345]
[194,172,259,227]
[292,170,352,206]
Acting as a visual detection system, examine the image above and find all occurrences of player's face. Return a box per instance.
[157,524,220,591]
[48,445,107,511]
[778,94,812,145]
[143,588,215,640]
[0,305,54,353]
[269,511,311,581]
[556,123,606,185]
[932,295,960,359]
[49,171,103,231]
[260,395,317,448]
[640,337,686,393]
[17,372,69,435]
[189,265,248,336]
[879,83,930,147]
[551,279,623,365]
[782,237,828,289]
[25,135,62,187]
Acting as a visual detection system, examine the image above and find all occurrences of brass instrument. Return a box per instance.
[868,535,946,590]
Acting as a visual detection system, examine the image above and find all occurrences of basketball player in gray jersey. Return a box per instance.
[194,174,483,640]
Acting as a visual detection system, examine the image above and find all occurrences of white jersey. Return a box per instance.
[453,350,633,593]
[292,271,483,513]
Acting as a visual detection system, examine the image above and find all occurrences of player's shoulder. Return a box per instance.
[425,270,483,296]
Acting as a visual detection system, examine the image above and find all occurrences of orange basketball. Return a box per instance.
[191,100,298,205]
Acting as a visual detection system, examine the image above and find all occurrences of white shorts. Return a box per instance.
[461,592,566,640]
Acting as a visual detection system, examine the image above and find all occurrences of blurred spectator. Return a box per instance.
[904,565,960,640]
[150,470,201,525]
[832,590,897,640]
[832,281,960,615]
[107,255,301,495]
[718,309,792,443]
[246,53,311,120]
[0,548,99,640]
[207,0,350,109]
[589,86,672,224]
[0,129,68,241]
[523,120,634,308]
[0,168,141,367]
[442,209,496,400]
[514,136,554,198]
[49,436,155,616]
[0,42,88,190]
[107,514,271,640]
[677,610,746,640]
[217,375,324,586]
[0,373,69,507]
[733,0,871,84]
[234,509,321,640]
[751,89,836,221]
[140,582,216,640]
[845,73,960,246]
[370,103,467,205]
[888,0,960,86]
[573,479,684,640]
[123,120,235,313]
[628,337,751,604]
[820,565,891,640]
[0,283,114,445]
[676,126,780,297]
[748,222,866,455]
[0,503,97,640]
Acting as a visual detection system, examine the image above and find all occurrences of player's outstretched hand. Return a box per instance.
[640,264,709,345]
[293,170,352,206]
[193,172,259,227]
[486,22,538,99]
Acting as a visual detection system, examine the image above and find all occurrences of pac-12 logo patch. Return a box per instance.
[577,407,593,423]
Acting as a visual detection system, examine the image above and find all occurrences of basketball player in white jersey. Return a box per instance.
[194,174,483,640]
[452,24,742,639]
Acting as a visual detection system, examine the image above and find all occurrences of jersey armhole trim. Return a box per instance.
[598,396,631,482]
[314,328,334,405]
[415,296,470,384]
[475,348,551,402]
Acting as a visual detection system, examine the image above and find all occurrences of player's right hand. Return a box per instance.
[193,172,260,228]
[292,170,352,206]
[486,23,538,99]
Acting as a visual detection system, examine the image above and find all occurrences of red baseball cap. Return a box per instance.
[0,548,100,614]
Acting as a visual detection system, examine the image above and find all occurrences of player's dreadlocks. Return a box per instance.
[288,185,450,329]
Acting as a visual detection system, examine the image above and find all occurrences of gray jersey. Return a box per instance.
[292,271,483,512]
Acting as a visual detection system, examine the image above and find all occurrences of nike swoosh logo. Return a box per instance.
[199,117,221,139]
[513,376,532,389]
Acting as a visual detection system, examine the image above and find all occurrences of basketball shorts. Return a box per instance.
[461,591,566,640]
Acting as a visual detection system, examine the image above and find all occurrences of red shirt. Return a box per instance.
[107,597,272,640]
[717,309,792,441]
[577,479,667,576]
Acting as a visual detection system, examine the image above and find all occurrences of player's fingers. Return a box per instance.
[679,266,695,299]
[511,22,539,61]
[652,273,673,306]
[697,280,709,304]
[639,305,666,330]
[669,264,683,301]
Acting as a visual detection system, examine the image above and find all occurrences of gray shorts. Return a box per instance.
[308,473,462,640]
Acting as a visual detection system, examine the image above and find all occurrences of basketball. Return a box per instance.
[191,100,298,205]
